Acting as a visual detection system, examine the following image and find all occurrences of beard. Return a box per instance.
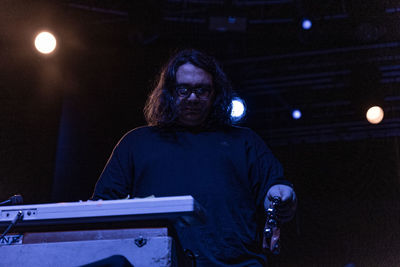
[176,98,212,127]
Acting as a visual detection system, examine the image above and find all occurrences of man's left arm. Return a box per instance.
[246,129,297,221]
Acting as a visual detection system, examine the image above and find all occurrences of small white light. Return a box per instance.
[366,106,384,124]
[292,109,302,120]
[231,97,246,122]
[35,31,57,54]
[302,19,312,30]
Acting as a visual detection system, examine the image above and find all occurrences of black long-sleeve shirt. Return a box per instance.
[93,126,291,266]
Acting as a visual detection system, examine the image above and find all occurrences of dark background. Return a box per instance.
[1,1,400,266]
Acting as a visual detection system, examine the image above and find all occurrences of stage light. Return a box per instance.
[302,19,312,30]
[35,31,57,54]
[366,106,384,124]
[231,97,246,122]
[292,109,302,120]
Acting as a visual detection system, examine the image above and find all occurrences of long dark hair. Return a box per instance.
[144,49,233,129]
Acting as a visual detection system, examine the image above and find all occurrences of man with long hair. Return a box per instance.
[92,49,296,266]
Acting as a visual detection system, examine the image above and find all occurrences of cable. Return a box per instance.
[0,195,23,206]
[0,211,24,241]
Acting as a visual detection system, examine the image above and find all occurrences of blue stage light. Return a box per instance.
[302,19,312,30]
[292,109,302,119]
[231,97,246,122]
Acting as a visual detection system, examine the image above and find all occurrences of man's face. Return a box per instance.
[175,63,214,127]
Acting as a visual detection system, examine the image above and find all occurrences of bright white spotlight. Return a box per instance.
[35,31,57,54]
[231,97,246,122]
[366,106,384,124]
[292,109,302,120]
[302,19,312,30]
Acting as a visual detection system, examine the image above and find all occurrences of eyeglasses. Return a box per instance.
[175,85,213,99]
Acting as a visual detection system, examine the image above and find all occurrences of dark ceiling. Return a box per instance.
[2,0,400,146]
[29,0,400,144]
